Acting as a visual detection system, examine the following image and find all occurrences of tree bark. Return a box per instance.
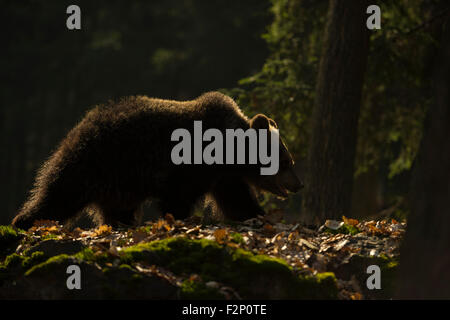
[302,0,369,225]
[397,20,450,299]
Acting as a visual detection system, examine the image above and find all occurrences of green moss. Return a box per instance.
[180,279,225,299]
[135,225,153,234]
[41,233,59,241]
[120,237,337,299]
[0,225,23,256]
[0,226,19,238]
[1,251,46,271]
[74,247,108,264]
[119,264,134,271]
[0,251,51,284]
[298,272,338,299]
[25,254,72,276]
[2,253,23,269]
[325,224,360,235]
[22,251,47,269]
[229,232,244,244]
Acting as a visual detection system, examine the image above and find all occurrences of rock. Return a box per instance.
[329,254,399,299]
[26,239,85,258]
[1,256,179,299]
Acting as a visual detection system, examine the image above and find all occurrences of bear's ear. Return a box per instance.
[250,114,270,130]
[269,118,278,129]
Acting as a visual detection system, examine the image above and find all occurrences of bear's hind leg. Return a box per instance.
[12,189,88,230]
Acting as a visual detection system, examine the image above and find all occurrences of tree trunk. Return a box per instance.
[397,20,450,299]
[302,0,369,225]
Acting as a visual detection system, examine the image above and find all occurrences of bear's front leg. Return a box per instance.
[210,177,265,221]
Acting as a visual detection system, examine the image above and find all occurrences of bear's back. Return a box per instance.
[82,92,244,125]
[60,92,250,169]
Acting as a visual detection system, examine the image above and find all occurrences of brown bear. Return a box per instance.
[12,92,302,229]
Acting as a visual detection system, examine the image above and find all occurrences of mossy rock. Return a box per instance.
[99,264,179,299]
[0,225,23,257]
[332,254,398,299]
[180,279,226,299]
[1,253,178,299]
[1,235,338,299]
[25,239,86,259]
[0,251,47,286]
[121,237,338,299]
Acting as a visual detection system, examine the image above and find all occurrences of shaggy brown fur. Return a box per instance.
[12,92,302,229]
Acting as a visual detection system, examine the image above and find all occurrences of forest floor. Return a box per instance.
[0,213,404,299]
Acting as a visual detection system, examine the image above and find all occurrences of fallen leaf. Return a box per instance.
[132,230,148,244]
[165,213,175,225]
[288,231,299,241]
[334,239,349,251]
[93,225,112,237]
[324,220,344,230]
[263,224,275,235]
[342,216,359,226]
[186,226,200,234]
[33,220,59,228]
[189,274,201,282]
[351,292,363,300]
[298,238,319,251]
[214,229,228,244]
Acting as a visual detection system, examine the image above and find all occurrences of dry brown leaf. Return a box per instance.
[132,230,148,244]
[153,219,171,232]
[189,274,201,282]
[46,226,59,232]
[214,229,228,244]
[263,224,275,235]
[288,231,299,241]
[165,213,175,225]
[33,219,59,228]
[350,292,363,300]
[93,225,112,237]
[342,216,359,226]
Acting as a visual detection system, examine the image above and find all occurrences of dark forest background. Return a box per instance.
[1,0,272,224]
[1,0,450,298]
[0,2,446,221]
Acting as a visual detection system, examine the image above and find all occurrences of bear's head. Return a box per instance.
[248,114,303,198]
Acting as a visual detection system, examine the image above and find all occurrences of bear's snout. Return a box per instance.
[278,168,303,194]
[286,176,303,193]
